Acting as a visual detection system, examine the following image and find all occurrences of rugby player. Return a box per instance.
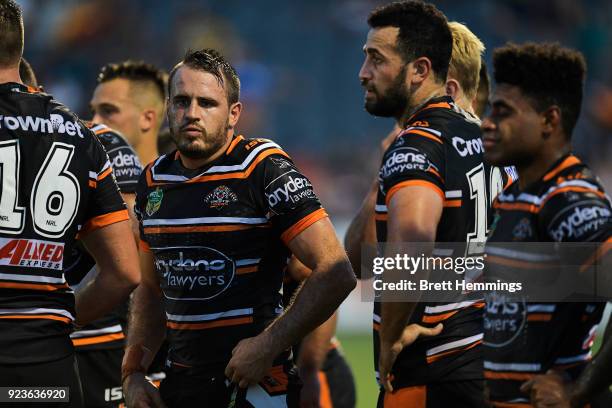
[284,257,356,408]
[0,1,140,405]
[91,61,167,165]
[481,42,612,408]
[356,2,502,406]
[122,49,356,407]
[345,19,494,278]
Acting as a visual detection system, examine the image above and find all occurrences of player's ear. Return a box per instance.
[411,57,432,86]
[140,109,155,132]
[445,79,460,101]
[542,105,561,135]
[228,101,242,129]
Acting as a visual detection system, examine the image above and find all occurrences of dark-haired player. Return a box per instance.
[482,42,612,407]
[357,2,499,406]
[122,48,356,407]
[0,1,139,405]
[91,60,167,165]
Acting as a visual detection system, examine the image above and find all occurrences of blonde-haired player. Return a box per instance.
[446,21,485,115]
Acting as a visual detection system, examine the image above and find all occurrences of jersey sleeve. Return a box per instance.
[540,182,611,274]
[133,166,151,251]
[378,126,446,206]
[258,153,327,245]
[96,128,142,194]
[79,132,128,236]
[540,184,611,243]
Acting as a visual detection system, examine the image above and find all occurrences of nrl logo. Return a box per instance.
[204,185,238,209]
[146,188,164,216]
[270,157,292,169]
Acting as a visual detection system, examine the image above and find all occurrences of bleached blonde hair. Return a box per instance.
[448,22,485,101]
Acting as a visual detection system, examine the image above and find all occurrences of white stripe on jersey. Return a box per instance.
[375,204,388,212]
[151,141,281,182]
[526,304,556,313]
[98,160,111,176]
[426,333,483,356]
[485,246,558,262]
[0,307,74,320]
[554,352,591,365]
[166,308,253,322]
[484,361,542,372]
[235,259,261,266]
[424,300,480,314]
[405,126,442,137]
[0,272,65,284]
[445,190,463,199]
[373,313,381,323]
[88,171,97,179]
[70,324,123,338]
[143,216,268,227]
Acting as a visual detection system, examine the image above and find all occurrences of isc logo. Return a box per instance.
[104,386,122,401]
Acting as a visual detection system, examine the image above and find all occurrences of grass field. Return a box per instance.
[337,332,378,408]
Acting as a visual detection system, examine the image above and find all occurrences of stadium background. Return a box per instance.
[17,0,612,406]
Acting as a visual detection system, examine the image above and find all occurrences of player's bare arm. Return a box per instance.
[225,217,356,388]
[287,256,339,407]
[378,185,443,392]
[76,220,140,325]
[345,125,400,278]
[122,250,167,408]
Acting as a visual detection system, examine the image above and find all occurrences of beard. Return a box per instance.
[364,65,410,118]
[169,117,230,160]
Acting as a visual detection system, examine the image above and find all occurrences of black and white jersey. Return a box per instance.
[0,83,127,364]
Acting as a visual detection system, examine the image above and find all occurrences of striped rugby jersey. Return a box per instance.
[373,96,512,388]
[0,83,128,364]
[484,154,611,407]
[135,135,327,375]
[67,123,142,350]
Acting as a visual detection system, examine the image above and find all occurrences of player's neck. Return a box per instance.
[400,82,446,125]
[516,146,572,190]
[179,132,234,170]
[0,66,22,85]
[136,134,160,166]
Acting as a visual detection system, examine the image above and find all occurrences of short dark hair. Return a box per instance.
[0,0,23,67]
[168,49,241,105]
[98,60,166,101]
[368,1,452,83]
[19,57,37,87]
[493,42,586,136]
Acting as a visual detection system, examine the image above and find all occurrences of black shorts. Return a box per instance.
[74,347,124,408]
[159,364,301,408]
[377,380,486,408]
[319,348,356,408]
[0,353,84,408]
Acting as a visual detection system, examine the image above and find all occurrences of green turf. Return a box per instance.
[337,332,378,408]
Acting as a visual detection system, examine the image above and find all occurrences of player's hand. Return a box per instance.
[379,323,443,393]
[123,372,167,408]
[225,333,276,388]
[520,369,572,408]
[299,368,321,408]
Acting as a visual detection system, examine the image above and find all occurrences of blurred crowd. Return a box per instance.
[18,0,612,221]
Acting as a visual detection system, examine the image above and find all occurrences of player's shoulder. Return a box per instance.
[226,135,293,174]
[539,157,611,242]
[86,122,131,149]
